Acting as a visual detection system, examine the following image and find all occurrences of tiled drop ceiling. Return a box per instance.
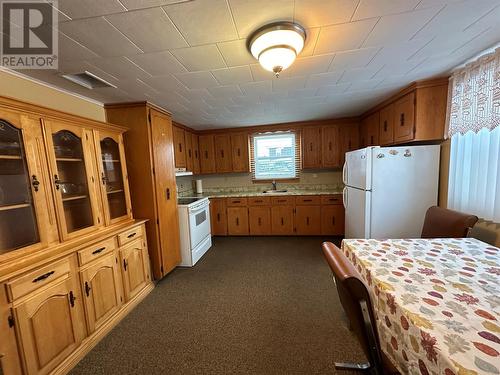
[8,0,500,129]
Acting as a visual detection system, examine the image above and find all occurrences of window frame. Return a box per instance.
[250,131,301,182]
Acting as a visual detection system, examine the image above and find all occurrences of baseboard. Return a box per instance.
[51,282,155,375]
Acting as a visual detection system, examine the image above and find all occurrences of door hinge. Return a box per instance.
[152,167,155,175]
[120,296,123,302]
[97,217,101,224]
[148,112,152,124]
[86,133,89,141]
[8,314,14,328]
[156,218,159,225]
[160,265,164,274]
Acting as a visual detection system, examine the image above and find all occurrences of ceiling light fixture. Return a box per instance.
[248,22,306,78]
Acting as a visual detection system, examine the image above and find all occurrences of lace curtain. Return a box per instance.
[447,47,500,222]
[447,47,500,138]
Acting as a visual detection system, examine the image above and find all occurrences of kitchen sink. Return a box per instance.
[263,189,288,194]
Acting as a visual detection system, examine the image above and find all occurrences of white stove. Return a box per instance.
[177,196,212,267]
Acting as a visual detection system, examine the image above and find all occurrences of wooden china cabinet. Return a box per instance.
[0,96,153,375]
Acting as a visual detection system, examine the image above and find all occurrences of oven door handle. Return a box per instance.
[189,205,208,215]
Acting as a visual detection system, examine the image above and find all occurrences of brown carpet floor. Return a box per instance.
[70,236,365,375]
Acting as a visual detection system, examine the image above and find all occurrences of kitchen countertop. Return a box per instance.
[191,190,343,198]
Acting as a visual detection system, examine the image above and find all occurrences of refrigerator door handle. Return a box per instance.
[343,187,348,209]
[342,161,347,185]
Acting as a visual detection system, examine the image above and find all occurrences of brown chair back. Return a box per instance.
[321,242,383,373]
[421,206,478,238]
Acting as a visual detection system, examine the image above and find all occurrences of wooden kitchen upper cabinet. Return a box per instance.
[379,104,395,145]
[12,259,86,375]
[339,124,359,166]
[322,125,341,168]
[393,92,415,143]
[172,126,186,168]
[321,205,345,235]
[199,135,216,174]
[295,205,321,235]
[120,238,150,302]
[231,133,250,172]
[214,134,233,173]
[227,207,249,235]
[271,206,294,235]
[302,126,322,169]
[185,131,194,172]
[0,109,58,256]
[44,119,102,240]
[93,130,132,225]
[105,102,180,280]
[210,198,227,235]
[249,207,271,235]
[191,134,201,174]
[365,112,380,147]
[80,252,123,334]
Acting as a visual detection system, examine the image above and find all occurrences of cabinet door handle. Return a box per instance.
[383,120,388,132]
[205,151,208,159]
[258,217,262,226]
[92,246,106,255]
[188,149,192,157]
[127,232,137,239]
[328,141,332,151]
[69,291,76,307]
[221,150,224,158]
[166,188,170,200]
[400,113,405,126]
[236,218,239,226]
[306,217,310,225]
[277,199,286,203]
[195,150,198,158]
[232,200,241,204]
[54,174,61,190]
[31,175,40,192]
[179,143,182,152]
[303,199,312,202]
[32,270,55,283]
[123,259,128,271]
[332,216,336,225]
[281,218,284,226]
[237,148,241,157]
[309,143,313,151]
[84,281,91,297]
[217,213,220,221]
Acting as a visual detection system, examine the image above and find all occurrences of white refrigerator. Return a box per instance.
[343,145,440,239]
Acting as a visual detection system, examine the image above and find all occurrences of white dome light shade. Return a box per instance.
[258,47,296,72]
[248,23,306,77]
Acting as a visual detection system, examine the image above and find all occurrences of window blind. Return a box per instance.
[250,130,301,181]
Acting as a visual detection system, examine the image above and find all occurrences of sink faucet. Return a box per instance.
[271,180,277,191]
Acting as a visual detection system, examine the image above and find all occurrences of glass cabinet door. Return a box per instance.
[95,132,131,224]
[0,119,39,253]
[46,121,100,238]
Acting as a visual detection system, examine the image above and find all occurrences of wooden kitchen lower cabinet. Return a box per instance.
[295,206,321,235]
[80,252,123,334]
[12,262,86,375]
[0,283,22,375]
[321,205,345,235]
[210,198,227,235]
[248,207,271,235]
[271,206,294,235]
[227,207,249,235]
[120,238,150,302]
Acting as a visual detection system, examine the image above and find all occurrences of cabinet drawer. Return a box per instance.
[271,196,294,205]
[226,197,248,207]
[295,196,321,205]
[7,258,71,301]
[248,196,270,206]
[321,195,343,205]
[78,237,117,265]
[118,225,144,246]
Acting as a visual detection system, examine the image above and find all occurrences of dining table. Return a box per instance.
[341,238,500,375]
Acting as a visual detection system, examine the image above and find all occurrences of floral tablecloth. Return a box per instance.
[341,238,500,375]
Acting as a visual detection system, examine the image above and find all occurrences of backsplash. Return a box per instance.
[176,171,343,197]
